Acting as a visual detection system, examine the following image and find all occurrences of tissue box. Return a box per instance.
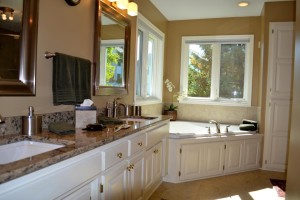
[75,106,97,128]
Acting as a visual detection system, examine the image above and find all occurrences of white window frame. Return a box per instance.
[180,35,254,106]
[135,14,165,105]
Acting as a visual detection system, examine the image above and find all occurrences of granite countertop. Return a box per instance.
[0,116,170,185]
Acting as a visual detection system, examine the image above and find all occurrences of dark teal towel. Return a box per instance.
[53,53,91,105]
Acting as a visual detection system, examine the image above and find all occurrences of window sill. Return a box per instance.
[179,98,251,107]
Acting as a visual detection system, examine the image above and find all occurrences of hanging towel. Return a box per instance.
[52,53,91,105]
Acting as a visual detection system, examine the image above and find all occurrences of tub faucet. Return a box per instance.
[209,120,220,133]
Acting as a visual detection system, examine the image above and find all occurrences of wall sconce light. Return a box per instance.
[0,6,14,21]
[109,0,138,16]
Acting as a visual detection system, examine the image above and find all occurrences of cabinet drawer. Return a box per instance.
[128,134,146,156]
[146,123,169,148]
[101,141,128,170]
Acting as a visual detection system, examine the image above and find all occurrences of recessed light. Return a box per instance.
[238,1,249,7]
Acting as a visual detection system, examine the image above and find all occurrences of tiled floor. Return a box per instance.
[149,170,286,200]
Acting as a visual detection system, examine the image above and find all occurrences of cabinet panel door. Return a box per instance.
[101,161,128,200]
[203,142,225,177]
[224,141,243,174]
[144,142,163,199]
[128,152,145,200]
[153,142,163,184]
[180,144,204,181]
[244,139,261,170]
[63,178,99,200]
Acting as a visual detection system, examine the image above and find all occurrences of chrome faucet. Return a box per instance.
[209,120,220,134]
[0,114,5,124]
[112,98,129,118]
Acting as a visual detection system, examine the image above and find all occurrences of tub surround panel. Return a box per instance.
[0,116,170,184]
[176,104,259,125]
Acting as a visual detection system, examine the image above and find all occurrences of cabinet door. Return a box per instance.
[100,160,128,200]
[127,151,145,200]
[224,140,243,174]
[144,142,163,199]
[244,139,261,170]
[202,142,225,177]
[180,143,204,181]
[63,178,99,200]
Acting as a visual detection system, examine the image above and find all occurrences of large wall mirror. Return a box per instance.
[93,0,130,95]
[0,0,38,96]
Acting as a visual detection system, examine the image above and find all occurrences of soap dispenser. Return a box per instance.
[22,106,42,136]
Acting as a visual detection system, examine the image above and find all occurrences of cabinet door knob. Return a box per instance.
[127,164,134,171]
[138,142,143,147]
[117,152,123,158]
[154,149,159,154]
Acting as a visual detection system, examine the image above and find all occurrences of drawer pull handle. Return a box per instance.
[154,149,159,154]
[127,164,134,171]
[117,152,123,158]
[138,142,143,147]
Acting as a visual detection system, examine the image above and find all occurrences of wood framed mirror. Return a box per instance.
[0,0,39,96]
[93,0,130,96]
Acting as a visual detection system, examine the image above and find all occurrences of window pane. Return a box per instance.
[136,30,143,96]
[103,46,124,87]
[188,44,212,97]
[219,44,245,99]
[147,37,154,96]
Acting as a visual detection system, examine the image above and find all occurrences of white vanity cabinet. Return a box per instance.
[0,120,170,200]
[99,121,169,200]
[0,148,102,200]
[165,134,262,183]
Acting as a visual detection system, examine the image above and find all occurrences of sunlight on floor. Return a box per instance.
[249,187,285,200]
[217,195,242,199]
[216,187,285,200]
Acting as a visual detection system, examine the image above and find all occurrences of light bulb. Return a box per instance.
[116,0,128,10]
[9,13,13,20]
[127,2,138,16]
[1,13,7,20]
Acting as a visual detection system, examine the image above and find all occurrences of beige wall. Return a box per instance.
[0,0,167,117]
[260,1,295,133]
[286,0,300,197]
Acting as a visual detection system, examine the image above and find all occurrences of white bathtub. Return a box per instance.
[169,121,256,138]
[165,120,262,183]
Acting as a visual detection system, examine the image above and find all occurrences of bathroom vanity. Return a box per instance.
[0,116,170,200]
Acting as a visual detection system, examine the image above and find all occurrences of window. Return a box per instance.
[135,14,165,105]
[100,39,125,87]
[180,35,253,106]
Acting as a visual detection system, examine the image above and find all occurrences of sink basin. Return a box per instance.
[0,141,64,164]
[121,116,158,122]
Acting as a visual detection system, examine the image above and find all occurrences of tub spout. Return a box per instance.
[209,120,220,133]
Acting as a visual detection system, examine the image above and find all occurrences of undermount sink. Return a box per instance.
[0,141,64,164]
[121,116,158,122]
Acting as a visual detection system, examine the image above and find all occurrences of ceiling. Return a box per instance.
[149,0,294,21]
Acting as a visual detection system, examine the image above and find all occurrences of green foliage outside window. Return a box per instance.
[188,43,245,99]
[104,47,123,86]
[188,44,212,97]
